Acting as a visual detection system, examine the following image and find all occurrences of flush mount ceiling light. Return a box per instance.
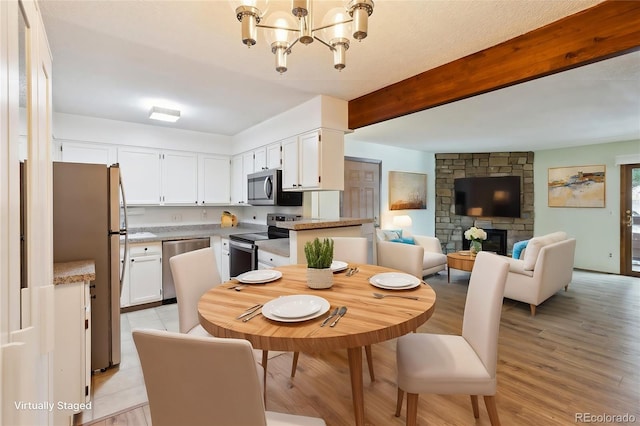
[233,0,374,73]
[149,106,181,122]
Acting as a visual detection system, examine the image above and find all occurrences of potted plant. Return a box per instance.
[304,237,334,289]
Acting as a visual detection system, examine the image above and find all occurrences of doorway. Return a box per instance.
[340,157,381,227]
[620,163,639,277]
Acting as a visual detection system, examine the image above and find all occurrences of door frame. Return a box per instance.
[619,163,639,278]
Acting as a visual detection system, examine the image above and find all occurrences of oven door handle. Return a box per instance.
[229,240,256,251]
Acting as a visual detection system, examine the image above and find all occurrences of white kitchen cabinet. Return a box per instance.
[282,128,344,191]
[230,155,245,205]
[230,152,254,204]
[199,154,231,204]
[266,141,282,169]
[220,238,230,281]
[257,249,290,269]
[54,278,91,417]
[162,151,199,205]
[124,242,162,306]
[60,140,117,165]
[117,146,162,205]
[253,146,267,171]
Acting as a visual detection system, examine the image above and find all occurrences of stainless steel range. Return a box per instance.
[228,213,301,277]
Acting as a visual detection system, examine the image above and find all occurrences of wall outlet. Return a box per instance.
[172,214,182,222]
[201,210,208,220]
[609,253,612,258]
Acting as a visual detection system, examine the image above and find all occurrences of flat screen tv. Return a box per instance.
[454,176,521,218]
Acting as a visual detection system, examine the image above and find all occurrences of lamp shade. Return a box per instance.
[393,215,412,228]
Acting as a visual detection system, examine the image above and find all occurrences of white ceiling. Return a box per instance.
[39,0,640,153]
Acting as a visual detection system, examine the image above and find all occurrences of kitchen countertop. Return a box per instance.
[122,224,266,243]
[53,260,96,285]
[276,217,374,231]
[255,238,290,257]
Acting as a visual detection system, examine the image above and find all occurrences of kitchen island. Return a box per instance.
[276,217,375,264]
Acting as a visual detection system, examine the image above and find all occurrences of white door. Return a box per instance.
[281,137,299,190]
[61,141,116,165]
[200,155,230,204]
[266,142,281,169]
[299,130,320,189]
[162,150,198,205]
[230,155,244,204]
[128,255,162,305]
[117,146,161,205]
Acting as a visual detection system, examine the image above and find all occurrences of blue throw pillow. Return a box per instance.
[512,240,529,259]
[390,237,415,245]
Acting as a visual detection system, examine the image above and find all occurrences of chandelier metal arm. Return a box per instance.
[313,36,333,51]
[312,19,353,33]
[256,24,299,32]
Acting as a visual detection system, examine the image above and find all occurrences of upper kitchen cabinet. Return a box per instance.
[199,154,231,204]
[60,141,117,165]
[117,146,162,205]
[118,147,199,205]
[253,142,282,171]
[161,151,199,205]
[230,151,255,204]
[282,128,344,191]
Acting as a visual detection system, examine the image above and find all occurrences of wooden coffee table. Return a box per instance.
[447,252,476,282]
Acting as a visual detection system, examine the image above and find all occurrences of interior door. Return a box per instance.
[341,157,381,227]
[620,163,640,277]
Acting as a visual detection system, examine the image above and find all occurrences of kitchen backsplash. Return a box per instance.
[124,205,303,227]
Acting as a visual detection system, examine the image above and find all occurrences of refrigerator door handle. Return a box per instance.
[119,169,129,292]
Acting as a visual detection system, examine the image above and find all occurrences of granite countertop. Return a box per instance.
[122,223,267,243]
[53,260,96,285]
[277,217,374,231]
[255,238,290,257]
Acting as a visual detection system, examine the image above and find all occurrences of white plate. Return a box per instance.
[269,296,324,318]
[236,270,283,284]
[262,295,330,323]
[369,272,421,290]
[330,260,348,272]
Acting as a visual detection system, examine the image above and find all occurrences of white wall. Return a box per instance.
[344,138,435,236]
[534,139,640,273]
[232,95,348,153]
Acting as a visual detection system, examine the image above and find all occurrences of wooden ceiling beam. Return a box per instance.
[348,0,640,130]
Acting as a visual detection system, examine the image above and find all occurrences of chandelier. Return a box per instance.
[233,0,374,73]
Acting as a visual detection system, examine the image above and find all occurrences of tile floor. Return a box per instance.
[74,304,180,425]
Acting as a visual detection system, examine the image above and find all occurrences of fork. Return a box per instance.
[372,292,419,300]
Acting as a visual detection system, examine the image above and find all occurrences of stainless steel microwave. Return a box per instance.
[247,169,303,206]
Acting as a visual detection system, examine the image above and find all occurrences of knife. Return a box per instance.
[330,306,348,327]
[236,304,262,319]
[242,310,262,322]
[320,307,339,327]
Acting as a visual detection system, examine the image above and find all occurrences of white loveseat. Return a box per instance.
[376,230,447,278]
[502,231,576,316]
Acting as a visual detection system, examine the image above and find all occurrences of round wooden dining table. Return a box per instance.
[198,263,437,426]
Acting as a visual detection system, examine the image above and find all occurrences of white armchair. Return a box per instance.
[376,233,446,278]
[502,232,576,316]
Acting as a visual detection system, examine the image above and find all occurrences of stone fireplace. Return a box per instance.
[435,152,535,255]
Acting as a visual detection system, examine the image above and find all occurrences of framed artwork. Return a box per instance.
[548,165,606,207]
[389,171,427,210]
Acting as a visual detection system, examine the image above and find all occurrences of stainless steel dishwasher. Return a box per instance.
[162,238,210,301]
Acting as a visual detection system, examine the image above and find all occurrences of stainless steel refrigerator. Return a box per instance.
[53,162,128,371]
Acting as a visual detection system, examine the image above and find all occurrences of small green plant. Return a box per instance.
[304,237,334,269]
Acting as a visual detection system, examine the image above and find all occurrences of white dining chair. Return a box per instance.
[394,251,509,426]
[133,329,326,426]
[169,247,268,396]
[331,236,368,264]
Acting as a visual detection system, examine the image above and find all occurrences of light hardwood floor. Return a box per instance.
[79,269,639,426]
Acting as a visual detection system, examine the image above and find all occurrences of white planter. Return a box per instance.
[306,268,333,289]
